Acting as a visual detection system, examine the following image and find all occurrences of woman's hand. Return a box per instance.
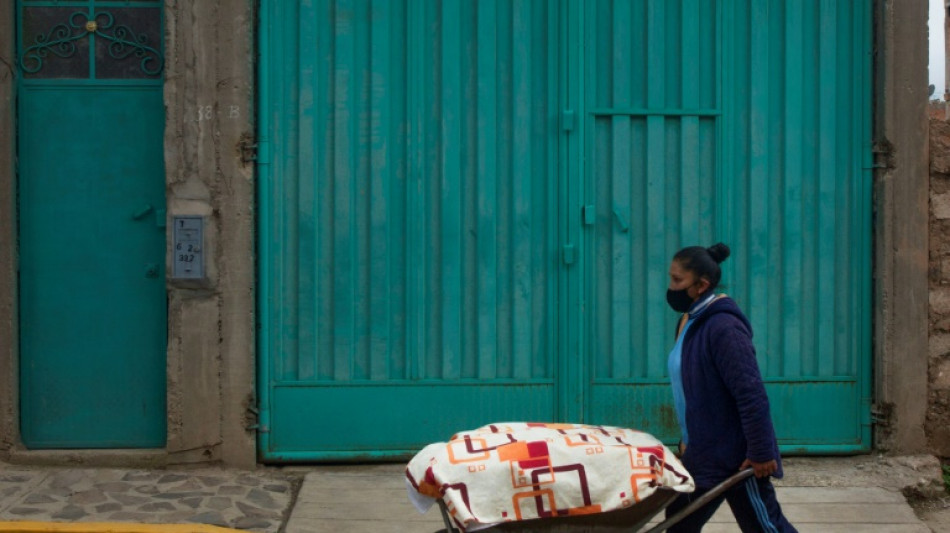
[739,458,777,478]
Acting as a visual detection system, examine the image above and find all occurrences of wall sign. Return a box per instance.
[172,216,203,279]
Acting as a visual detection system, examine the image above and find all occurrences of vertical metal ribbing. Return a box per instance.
[480,0,499,379]
[407,0,424,381]
[748,0,770,373]
[333,0,355,381]
[644,0,666,378]
[679,0,701,247]
[316,0,335,381]
[782,0,803,378]
[510,0,531,381]
[856,0,872,446]
[835,0,855,378]
[800,0,818,379]
[611,0,632,379]
[353,0,369,380]
[281,0,301,382]
[297,0,317,381]
[816,0,837,378]
[441,0,463,380]
[368,0,394,381]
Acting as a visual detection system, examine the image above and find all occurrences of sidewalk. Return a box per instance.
[0,455,946,532]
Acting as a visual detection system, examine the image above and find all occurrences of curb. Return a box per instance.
[0,523,242,533]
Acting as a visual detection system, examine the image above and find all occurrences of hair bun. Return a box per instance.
[707,243,731,264]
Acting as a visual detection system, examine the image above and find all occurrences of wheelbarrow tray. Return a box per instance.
[436,487,678,532]
[434,469,754,533]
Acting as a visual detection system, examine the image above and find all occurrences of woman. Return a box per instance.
[664,243,797,532]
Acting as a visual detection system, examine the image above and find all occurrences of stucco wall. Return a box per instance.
[163,0,257,467]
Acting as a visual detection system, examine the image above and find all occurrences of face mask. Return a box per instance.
[666,287,694,313]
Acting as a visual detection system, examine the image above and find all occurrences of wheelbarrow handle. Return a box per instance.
[641,467,756,533]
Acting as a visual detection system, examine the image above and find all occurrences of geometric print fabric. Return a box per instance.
[406,422,694,531]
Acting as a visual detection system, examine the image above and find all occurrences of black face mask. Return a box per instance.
[666,287,694,313]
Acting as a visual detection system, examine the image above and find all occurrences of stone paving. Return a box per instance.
[0,468,298,532]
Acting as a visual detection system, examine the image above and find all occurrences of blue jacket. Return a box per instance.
[678,296,782,489]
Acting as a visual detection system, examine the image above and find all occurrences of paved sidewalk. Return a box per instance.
[0,454,945,532]
[0,467,296,532]
[285,456,948,532]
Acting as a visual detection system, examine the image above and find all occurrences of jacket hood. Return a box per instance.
[689,296,752,335]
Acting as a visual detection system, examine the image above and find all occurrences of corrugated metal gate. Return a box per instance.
[258,0,871,461]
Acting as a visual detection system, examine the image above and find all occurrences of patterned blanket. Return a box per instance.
[405,422,694,531]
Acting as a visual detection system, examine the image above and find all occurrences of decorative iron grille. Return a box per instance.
[19,4,163,79]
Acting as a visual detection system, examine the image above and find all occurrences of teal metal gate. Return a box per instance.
[17,1,167,447]
[258,0,872,461]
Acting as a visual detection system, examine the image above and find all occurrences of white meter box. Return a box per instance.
[173,216,204,279]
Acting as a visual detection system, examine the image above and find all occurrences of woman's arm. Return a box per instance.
[708,317,777,464]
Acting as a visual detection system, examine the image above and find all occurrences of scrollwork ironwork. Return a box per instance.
[20,10,164,77]
[20,12,87,74]
[92,11,164,76]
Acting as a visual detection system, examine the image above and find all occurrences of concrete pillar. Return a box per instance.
[163,0,257,468]
[874,0,931,453]
[0,1,19,455]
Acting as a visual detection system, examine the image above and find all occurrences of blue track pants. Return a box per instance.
[665,475,797,533]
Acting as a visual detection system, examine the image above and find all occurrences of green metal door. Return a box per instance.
[259,0,872,460]
[259,0,561,460]
[17,1,167,448]
[583,0,721,438]
[584,0,872,453]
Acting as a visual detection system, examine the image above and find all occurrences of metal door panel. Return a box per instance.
[718,0,872,451]
[17,1,166,448]
[259,0,560,459]
[584,0,719,441]
[585,0,872,451]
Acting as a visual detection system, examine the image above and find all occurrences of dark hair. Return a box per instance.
[673,243,731,292]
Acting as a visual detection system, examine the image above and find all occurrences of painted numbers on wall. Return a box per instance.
[195,105,242,121]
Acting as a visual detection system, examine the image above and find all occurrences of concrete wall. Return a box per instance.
[873,0,931,453]
[163,0,257,468]
[0,1,18,453]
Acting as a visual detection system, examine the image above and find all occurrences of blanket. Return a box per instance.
[405,422,694,531]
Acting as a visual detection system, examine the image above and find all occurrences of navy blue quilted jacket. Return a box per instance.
[678,296,783,489]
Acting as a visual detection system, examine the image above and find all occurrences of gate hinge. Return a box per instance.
[239,138,258,164]
[869,139,895,171]
[244,404,269,433]
[868,401,891,427]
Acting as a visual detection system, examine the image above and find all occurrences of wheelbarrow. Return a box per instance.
[406,422,754,533]
[433,467,754,532]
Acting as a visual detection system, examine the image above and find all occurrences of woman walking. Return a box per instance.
[664,243,797,532]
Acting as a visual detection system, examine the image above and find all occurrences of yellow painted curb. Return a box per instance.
[0,523,242,533]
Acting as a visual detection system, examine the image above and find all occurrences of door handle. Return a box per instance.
[132,204,154,220]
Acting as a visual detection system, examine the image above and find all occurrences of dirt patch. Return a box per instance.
[778,455,944,494]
